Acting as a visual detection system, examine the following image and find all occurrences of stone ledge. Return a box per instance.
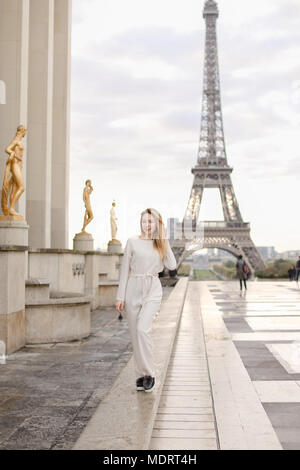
[25,299,92,344]
[0,245,28,252]
[25,297,91,307]
[98,281,118,286]
[26,278,50,286]
[0,220,29,227]
[49,290,86,299]
[28,248,119,256]
[73,276,188,450]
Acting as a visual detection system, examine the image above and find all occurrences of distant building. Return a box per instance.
[277,250,300,260]
[207,248,235,263]
[167,217,180,243]
[257,246,277,261]
[193,253,209,270]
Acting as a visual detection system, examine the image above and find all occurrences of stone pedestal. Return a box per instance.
[0,220,29,356]
[73,232,94,251]
[107,239,122,254]
[0,219,29,246]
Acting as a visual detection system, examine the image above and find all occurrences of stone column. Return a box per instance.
[26,0,54,248]
[0,0,29,218]
[51,0,72,249]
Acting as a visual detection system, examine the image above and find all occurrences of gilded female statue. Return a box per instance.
[110,200,118,241]
[82,179,94,232]
[1,125,26,219]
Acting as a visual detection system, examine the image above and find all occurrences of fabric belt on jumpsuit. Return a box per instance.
[129,273,159,300]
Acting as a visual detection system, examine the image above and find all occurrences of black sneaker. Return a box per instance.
[136,377,144,391]
[143,376,155,393]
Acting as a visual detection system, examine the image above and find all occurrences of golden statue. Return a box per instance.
[81,179,93,233]
[110,200,119,242]
[1,125,26,221]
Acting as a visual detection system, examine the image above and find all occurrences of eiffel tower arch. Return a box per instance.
[171,0,265,274]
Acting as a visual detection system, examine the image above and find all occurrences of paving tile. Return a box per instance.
[266,344,300,374]
[149,437,218,450]
[159,396,212,408]
[246,318,300,331]
[253,381,300,402]
[164,380,210,385]
[157,407,213,415]
[166,376,209,381]
[263,403,300,428]
[274,427,300,445]
[224,318,253,333]
[156,413,214,422]
[153,420,215,430]
[241,367,292,381]
[167,369,208,373]
[282,442,300,450]
[152,428,216,439]
[163,386,211,391]
[162,390,211,398]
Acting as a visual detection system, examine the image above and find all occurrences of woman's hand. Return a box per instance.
[115,300,124,314]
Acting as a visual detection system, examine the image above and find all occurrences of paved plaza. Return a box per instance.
[1,280,300,450]
[0,286,172,450]
[0,308,132,450]
[209,280,300,450]
[149,280,300,450]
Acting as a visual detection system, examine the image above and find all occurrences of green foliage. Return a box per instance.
[224,260,235,268]
[177,264,191,277]
[256,259,295,278]
[193,270,220,280]
[213,263,236,279]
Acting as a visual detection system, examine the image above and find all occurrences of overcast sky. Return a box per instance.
[69,0,300,252]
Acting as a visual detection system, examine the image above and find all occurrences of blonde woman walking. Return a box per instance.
[115,208,177,393]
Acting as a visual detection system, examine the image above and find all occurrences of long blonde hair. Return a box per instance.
[140,208,168,260]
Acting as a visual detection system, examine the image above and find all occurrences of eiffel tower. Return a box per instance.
[172,0,265,274]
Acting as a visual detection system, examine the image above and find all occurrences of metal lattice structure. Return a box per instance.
[172,0,265,274]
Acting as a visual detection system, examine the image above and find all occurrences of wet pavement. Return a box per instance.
[0,287,173,450]
[3,280,300,450]
[207,280,300,450]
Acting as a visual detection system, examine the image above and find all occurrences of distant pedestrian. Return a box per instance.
[292,266,296,281]
[288,267,294,281]
[296,257,300,282]
[236,255,248,290]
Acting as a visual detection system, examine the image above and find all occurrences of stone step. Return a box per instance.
[149,281,219,450]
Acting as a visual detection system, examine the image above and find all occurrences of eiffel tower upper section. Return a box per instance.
[197,0,228,169]
[183,0,244,225]
[173,1,265,273]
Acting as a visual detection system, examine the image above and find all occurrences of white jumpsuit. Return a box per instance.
[116,235,177,380]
